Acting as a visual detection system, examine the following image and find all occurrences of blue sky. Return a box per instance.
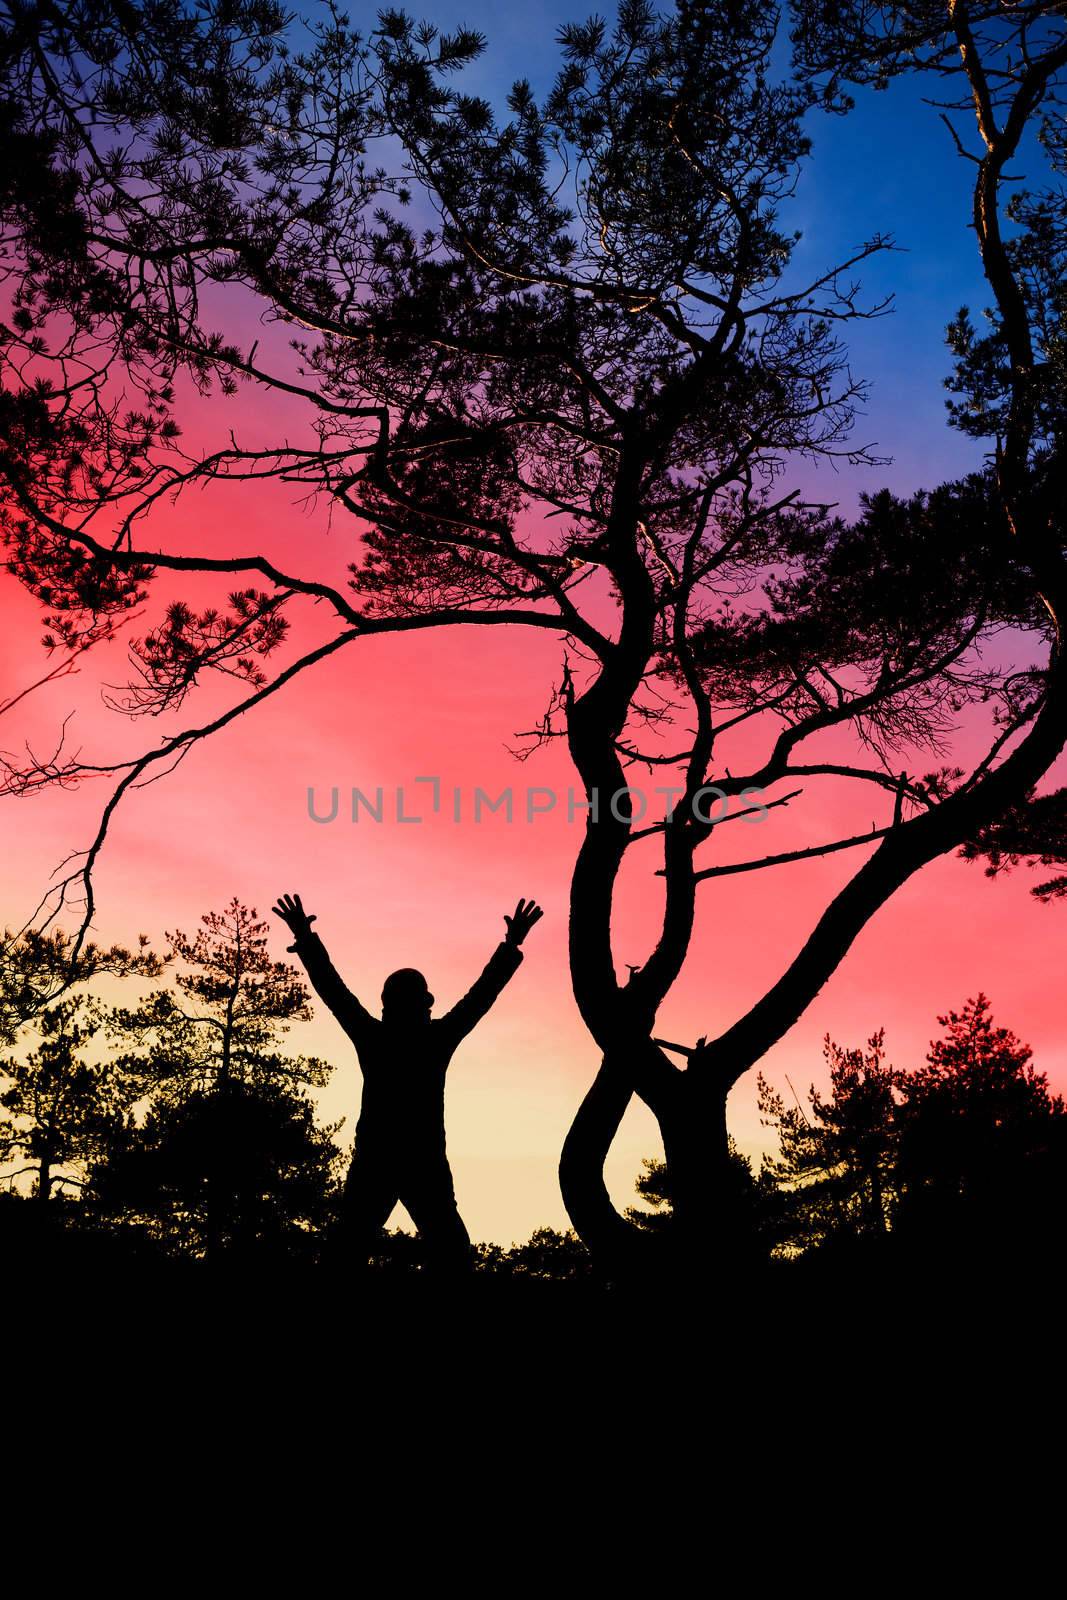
[300,0,1002,511]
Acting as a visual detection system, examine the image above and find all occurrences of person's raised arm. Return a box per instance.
[271,892,375,1046]
[439,898,543,1046]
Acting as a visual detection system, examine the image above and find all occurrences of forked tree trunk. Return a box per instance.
[560,1044,755,1284]
[562,631,1067,1280]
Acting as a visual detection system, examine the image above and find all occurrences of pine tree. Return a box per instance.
[97,898,341,1258]
[895,995,1066,1247]
[757,1032,898,1254]
[0,996,141,1206]
[110,898,331,1099]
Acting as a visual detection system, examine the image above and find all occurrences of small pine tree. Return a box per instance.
[110,898,331,1099]
[0,997,142,1205]
[895,995,1066,1247]
[757,1032,899,1254]
[98,899,342,1258]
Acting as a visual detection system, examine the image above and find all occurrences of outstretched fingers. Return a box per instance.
[271,892,316,930]
[505,897,544,944]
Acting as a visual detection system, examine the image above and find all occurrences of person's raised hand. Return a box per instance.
[271,891,317,952]
[504,897,543,948]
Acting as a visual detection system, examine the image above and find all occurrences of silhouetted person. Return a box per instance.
[271,891,543,1277]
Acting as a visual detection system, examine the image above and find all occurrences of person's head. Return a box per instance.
[381,967,434,1023]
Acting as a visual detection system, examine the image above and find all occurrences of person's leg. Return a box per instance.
[401,1161,474,1278]
[334,1144,398,1272]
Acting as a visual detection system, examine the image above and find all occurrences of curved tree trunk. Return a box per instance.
[559,1051,647,1279]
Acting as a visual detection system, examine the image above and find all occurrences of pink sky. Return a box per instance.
[3,406,1065,1241]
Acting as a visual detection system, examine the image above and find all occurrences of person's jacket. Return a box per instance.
[292,930,522,1159]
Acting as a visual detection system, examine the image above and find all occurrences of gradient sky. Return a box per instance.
[3,1,1065,1244]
